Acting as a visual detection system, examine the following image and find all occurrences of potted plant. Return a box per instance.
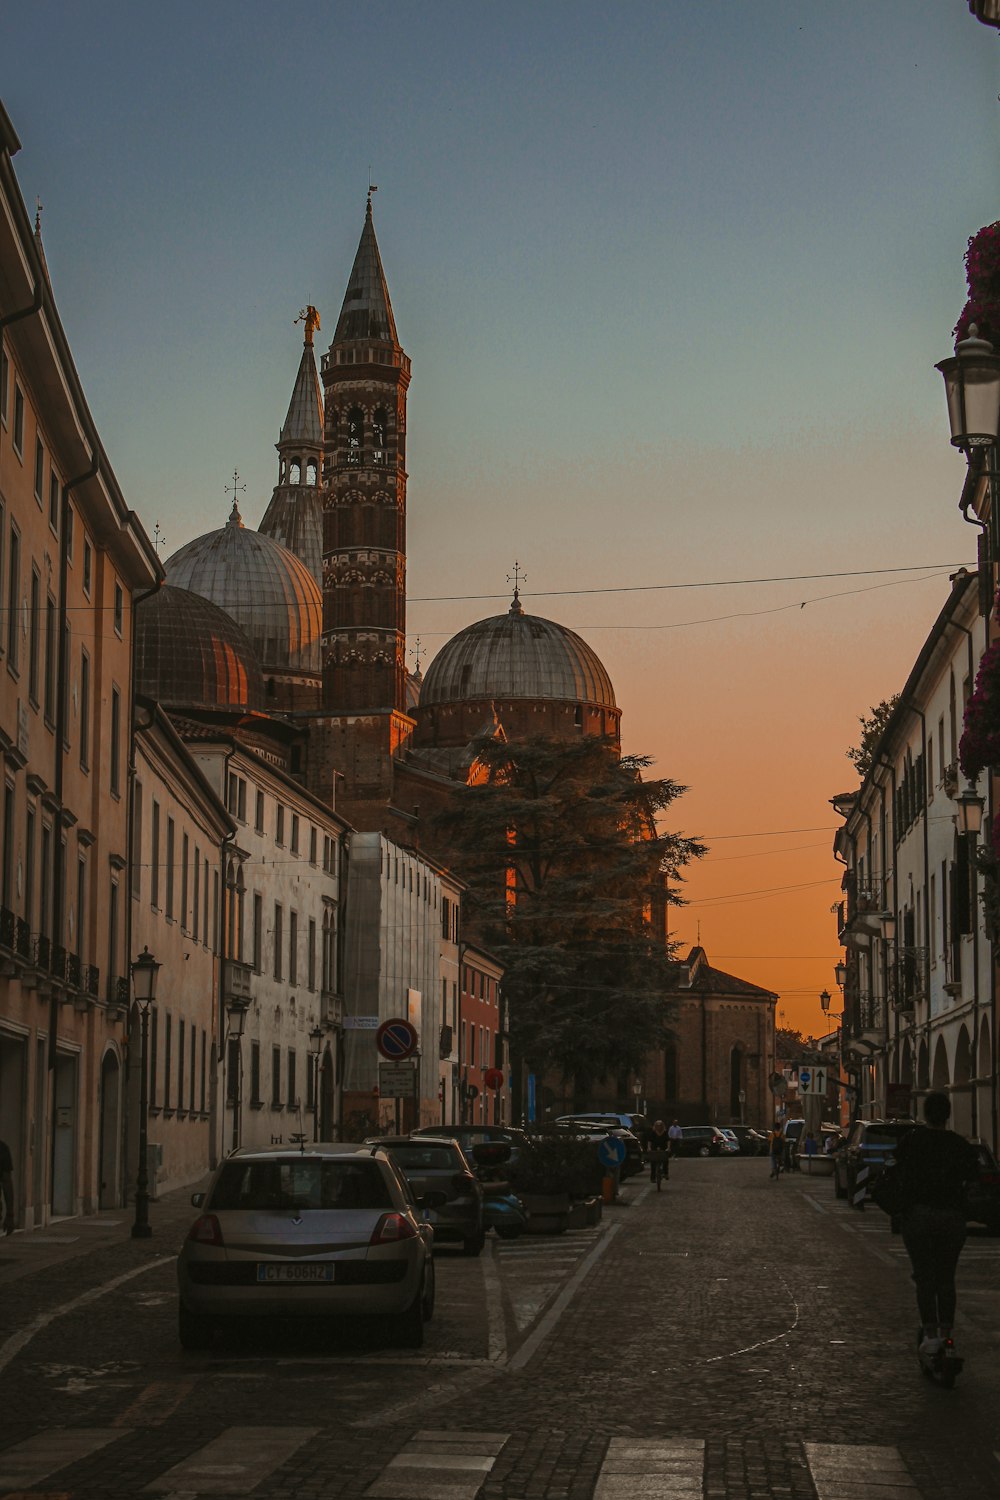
[509,1134,598,1233]
[960,637,1000,781]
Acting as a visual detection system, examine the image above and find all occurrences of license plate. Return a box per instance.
[256,1262,334,1283]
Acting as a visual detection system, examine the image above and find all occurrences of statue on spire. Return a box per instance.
[295,305,321,348]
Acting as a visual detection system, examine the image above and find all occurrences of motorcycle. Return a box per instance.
[472,1141,527,1240]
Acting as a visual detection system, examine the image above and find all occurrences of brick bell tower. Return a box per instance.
[313,192,414,823]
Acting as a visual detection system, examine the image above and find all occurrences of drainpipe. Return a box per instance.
[945,614,981,1138]
[218,745,237,1157]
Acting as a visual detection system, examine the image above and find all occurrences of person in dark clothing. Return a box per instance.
[647,1119,670,1184]
[0,1138,14,1235]
[894,1092,978,1356]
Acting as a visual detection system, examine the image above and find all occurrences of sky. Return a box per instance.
[3,2,999,1036]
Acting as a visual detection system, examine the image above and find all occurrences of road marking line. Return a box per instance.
[595,1437,704,1498]
[482,1241,506,1363]
[805,1196,828,1214]
[703,1270,799,1364]
[804,1442,918,1498]
[0,1427,123,1490]
[366,1429,509,1499]
[145,1426,318,1494]
[0,1256,174,1375]
[113,1380,195,1427]
[506,1223,621,1371]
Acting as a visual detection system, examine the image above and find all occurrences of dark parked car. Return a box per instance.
[552,1118,644,1179]
[675,1126,728,1158]
[365,1136,485,1255]
[729,1125,768,1156]
[964,1141,1000,1234]
[833,1120,915,1205]
[410,1123,528,1165]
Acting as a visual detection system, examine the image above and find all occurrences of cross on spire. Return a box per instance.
[367,170,378,217]
[153,521,167,554]
[34,196,43,233]
[507,560,527,601]
[225,468,246,521]
[410,636,424,675]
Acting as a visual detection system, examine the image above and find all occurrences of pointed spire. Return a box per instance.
[333,196,399,345]
[279,330,324,449]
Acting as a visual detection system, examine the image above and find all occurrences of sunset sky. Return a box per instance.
[3,3,999,1034]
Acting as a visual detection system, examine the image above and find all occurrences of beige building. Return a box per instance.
[0,102,161,1227]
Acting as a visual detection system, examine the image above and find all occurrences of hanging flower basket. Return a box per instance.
[975,814,1000,943]
[959,639,1000,780]
[954,221,1000,350]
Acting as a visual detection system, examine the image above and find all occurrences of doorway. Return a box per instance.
[98,1050,121,1209]
[51,1054,78,1218]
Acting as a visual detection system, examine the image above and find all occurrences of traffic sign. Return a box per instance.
[484,1067,504,1091]
[376,1018,418,1061]
[378,1062,417,1098]
[798,1066,828,1096]
[597,1136,627,1169]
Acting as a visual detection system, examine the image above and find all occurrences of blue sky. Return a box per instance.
[3,3,999,1023]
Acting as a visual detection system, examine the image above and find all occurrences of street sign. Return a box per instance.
[376,1018,418,1061]
[344,1015,380,1031]
[378,1062,417,1098]
[597,1136,627,1169]
[798,1066,828,1096]
[484,1067,504,1091]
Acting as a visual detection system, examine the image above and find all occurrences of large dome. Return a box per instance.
[165,502,321,677]
[135,585,264,712]
[420,598,617,709]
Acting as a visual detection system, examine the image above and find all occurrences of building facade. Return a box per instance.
[0,103,161,1228]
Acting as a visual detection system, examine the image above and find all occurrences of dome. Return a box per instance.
[135,585,264,711]
[420,598,617,710]
[165,502,322,677]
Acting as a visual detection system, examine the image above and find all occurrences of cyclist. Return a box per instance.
[647,1119,670,1188]
[768,1121,784,1181]
[894,1091,978,1358]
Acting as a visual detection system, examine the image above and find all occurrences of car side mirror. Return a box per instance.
[190,1192,205,1208]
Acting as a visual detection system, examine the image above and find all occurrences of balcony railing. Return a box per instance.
[85,964,100,998]
[0,905,14,948]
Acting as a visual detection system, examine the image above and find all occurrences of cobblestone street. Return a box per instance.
[2,1158,999,1498]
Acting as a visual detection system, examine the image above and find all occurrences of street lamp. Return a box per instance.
[226,997,250,1153]
[819,989,832,1014]
[130,946,161,1239]
[935,328,1000,453]
[954,784,986,837]
[833,961,847,989]
[309,1025,323,1142]
[968,0,1000,27]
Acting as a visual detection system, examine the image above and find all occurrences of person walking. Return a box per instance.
[893,1091,978,1358]
[0,1138,14,1235]
[768,1122,784,1180]
[667,1118,683,1159]
[647,1119,671,1187]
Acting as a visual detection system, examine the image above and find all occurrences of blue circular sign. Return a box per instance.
[597,1136,627,1168]
[376,1018,418,1061]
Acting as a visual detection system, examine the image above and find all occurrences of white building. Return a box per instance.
[340,832,464,1135]
[833,570,994,1144]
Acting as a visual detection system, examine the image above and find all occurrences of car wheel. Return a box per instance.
[462,1229,486,1257]
[698,1145,711,1158]
[495,1223,522,1240]
[398,1283,426,1349]
[178,1302,212,1352]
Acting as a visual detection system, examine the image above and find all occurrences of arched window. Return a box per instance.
[306,458,318,486]
[346,408,363,465]
[373,407,388,466]
[289,458,301,485]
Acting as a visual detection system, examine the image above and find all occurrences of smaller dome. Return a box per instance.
[166,503,322,677]
[135,585,264,711]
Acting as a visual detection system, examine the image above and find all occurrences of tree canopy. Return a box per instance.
[436,734,705,1099]
[846,695,900,780]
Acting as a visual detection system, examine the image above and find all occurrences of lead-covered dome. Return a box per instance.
[420,598,617,710]
[135,585,264,711]
[165,502,321,678]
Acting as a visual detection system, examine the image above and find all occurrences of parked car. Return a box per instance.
[782,1119,805,1170]
[410,1123,528,1165]
[965,1141,1000,1234]
[555,1111,649,1140]
[365,1136,485,1255]
[552,1118,644,1179]
[176,1147,436,1350]
[729,1125,768,1156]
[718,1129,741,1155]
[675,1126,729,1158]
[833,1120,916,1205]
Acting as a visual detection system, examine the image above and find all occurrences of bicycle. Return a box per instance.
[649,1149,669,1190]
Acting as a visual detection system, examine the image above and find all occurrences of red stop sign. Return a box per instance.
[484,1067,505,1091]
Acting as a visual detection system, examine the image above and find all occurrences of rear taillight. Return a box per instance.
[980,1172,1000,1186]
[453,1172,476,1192]
[370,1212,417,1245]
[188,1213,224,1247]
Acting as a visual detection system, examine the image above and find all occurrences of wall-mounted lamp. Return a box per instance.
[954,785,986,837]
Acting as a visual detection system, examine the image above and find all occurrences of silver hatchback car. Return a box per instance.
[177,1147,436,1350]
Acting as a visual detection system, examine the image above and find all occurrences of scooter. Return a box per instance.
[482,1182,527,1240]
[917,1333,963,1389]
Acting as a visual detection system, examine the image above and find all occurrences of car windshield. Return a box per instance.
[210,1159,392,1212]
[387,1145,461,1171]
[863,1126,911,1149]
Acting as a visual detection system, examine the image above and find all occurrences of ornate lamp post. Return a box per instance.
[130,947,161,1239]
[309,1025,323,1142]
[967,0,1000,27]
[955,784,986,837]
[227,998,250,1153]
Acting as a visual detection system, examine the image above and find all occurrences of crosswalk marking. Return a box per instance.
[594,1437,704,1498]
[805,1442,918,1499]
[0,1427,123,1490]
[366,1430,509,1500]
[495,1226,607,1331]
[144,1425,318,1494]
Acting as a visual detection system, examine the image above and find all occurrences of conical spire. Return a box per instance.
[333,196,399,345]
[279,339,324,449]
